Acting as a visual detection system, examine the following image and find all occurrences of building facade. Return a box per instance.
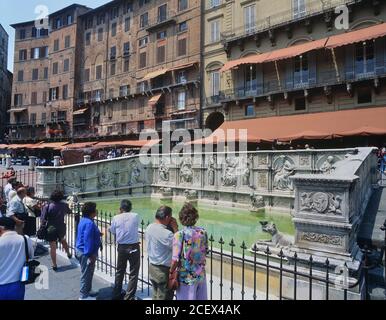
[0,24,12,141]
[8,0,202,143]
[203,0,386,133]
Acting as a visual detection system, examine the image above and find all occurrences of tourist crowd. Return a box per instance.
[0,184,209,301]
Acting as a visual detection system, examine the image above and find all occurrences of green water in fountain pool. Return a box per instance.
[94,197,295,252]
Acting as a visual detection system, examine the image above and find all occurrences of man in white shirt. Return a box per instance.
[109,199,140,301]
[3,177,15,201]
[7,187,28,235]
[0,217,34,300]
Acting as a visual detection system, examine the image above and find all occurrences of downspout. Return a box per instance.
[199,0,205,129]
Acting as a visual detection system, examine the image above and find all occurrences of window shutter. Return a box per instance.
[256,64,263,95]
[375,38,385,75]
[345,45,355,80]
[285,61,294,90]
[308,52,317,85]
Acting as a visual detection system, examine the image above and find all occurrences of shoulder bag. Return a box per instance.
[168,232,184,291]
[21,236,41,284]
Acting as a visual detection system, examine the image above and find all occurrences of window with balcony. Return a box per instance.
[158,4,167,23]
[294,54,309,87]
[355,41,375,77]
[140,13,149,28]
[94,90,103,102]
[357,87,373,104]
[244,4,256,34]
[210,19,221,43]
[245,65,257,94]
[157,30,167,40]
[178,21,188,32]
[120,85,130,97]
[293,0,306,19]
[138,81,147,93]
[177,90,186,110]
[179,0,188,11]
[139,36,148,47]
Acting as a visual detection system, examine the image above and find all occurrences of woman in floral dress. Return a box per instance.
[171,203,208,300]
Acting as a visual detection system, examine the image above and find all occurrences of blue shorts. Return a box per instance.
[0,281,25,300]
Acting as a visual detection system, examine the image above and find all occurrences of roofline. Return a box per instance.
[0,24,8,36]
[79,0,121,18]
[10,4,92,29]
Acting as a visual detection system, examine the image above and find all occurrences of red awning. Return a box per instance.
[326,22,386,48]
[220,52,271,72]
[191,107,386,144]
[149,94,163,107]
[143,69,168,81]
[168,61,198,72]
[94,139,161,148]
[61,142,98,150]
[30,142,69,150]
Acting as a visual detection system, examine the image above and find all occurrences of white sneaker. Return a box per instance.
[79,296,96,301]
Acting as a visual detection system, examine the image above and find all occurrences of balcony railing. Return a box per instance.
[221,0,355,43]
[207,68,384,106]
[146,10,177,32]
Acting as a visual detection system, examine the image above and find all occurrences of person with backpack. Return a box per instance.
[41,190,72,271]
[0,217,34,300]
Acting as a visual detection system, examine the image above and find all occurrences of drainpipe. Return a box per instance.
[199,0,205,129]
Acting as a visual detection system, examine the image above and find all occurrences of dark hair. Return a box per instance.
[120,199,132,212]
[26,187,35,196]
[7,177,16,184]
[0,217,16,231]
[156,206,172,220]
[82,202,97,218]
[50,190,64,203]
[179,203,199,227]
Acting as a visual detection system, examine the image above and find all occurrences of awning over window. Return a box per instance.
[62,142,98,150]
[143,69,168,81]
[149,93,163,107]
[191,106,386,144]
[94,139,161,148]
[30,142,69,150]
[73,108,89,115]
[326,22,386,48]
[8,108,27,113]
[221,23,386,72]
[168,61,198,72]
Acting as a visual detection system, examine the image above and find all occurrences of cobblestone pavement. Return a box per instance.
[25,248,114,301]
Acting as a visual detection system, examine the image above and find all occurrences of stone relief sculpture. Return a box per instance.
[250,192,265,210]
[129,162,141,185]
[300,192,343,215]
[184,189,198,200]
[159,160,169,182]
[273,156,295,191]
[64,170,82,191]
[208,156,216,186]
[222,157,238,187]
[180,158,193,184]
[254,221,294,249]
[320,156,336,174]
[98,168,115,189]
[301,232,343,246]
[242,156,252,186]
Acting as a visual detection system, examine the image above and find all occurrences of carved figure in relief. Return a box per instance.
[208,156,216,186]
[130,163,141,185]
[320,156,336,174]
[159,160,169,182]
[180,158,193,184]
[250,192,265,210]
[300,192,343,215]
[222,157,238,187]
[273,158,295,191]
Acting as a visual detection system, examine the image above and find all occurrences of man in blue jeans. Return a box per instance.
[75,202,101,300]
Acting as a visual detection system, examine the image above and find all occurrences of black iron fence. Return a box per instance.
[0,169,38,194]
[36,204,380,301]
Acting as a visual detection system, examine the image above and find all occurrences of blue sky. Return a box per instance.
[0,0,107,72]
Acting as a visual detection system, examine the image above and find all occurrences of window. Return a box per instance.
[244,5,256,34]
[107,126,113,135]
[84,68,90,82]
[85,32,91,46]
[210,19,221,43]
[293,0,306,19]
[157,30,167,40]
[52,62,59,75]
[111,7,119,19]
[30,113,36,124]
[178,21,188,32]
[355,42,375,76]
[124,59,130,72]
[294,97,306,110]
[55,18,62,29]
[41,112,46,123]
[86,18,93,29]
[110,62,116,76]
[177,71,187,84]
[31,92,37,105]
[19,50,27,61]
[98,28,104,41]
[245,65,257,93]
[14,94,23,106]
[63,84,68,99]
[40,46,48,58]
[58,111,67,121]
[111,22,117,37]
[138,98,145,114]
[126,2,133,13]
[44,67,48,79]
[97,14,105,25]
[294,54,309,87]
[42,92,47,103]
[31,48,40,59]
[179,0,188,11]
[67,15,73,25]
[177,38,187,56]
[211,71,220,96]
[245,104,255,117]
[63,59,70,72]
[120,85,129,97]
[139,52,147,68]
[140,13,149,28]
[96,65,102,79]
[125,17,131,32]
[110,46,117,60]
[123,42,130,56]
[139,0,150,7]
[17,70,23,82]
[49,87,59,101]
[157,45,166,63]
[138,81,147,93]
[121,101,128,116]
[177,91,186,110]
[32,68,39,80]
[357,87,372,104]
[139,36,148,47]
[210,0,222,8]
[19,29,26,40]
[64,36,71,48]
[158,4,167,23]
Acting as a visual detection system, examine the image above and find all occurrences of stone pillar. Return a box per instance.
[53,156,61,167]
[29,156,37,171]
[84,155,91,163]
[5,156,12,169]
[2,158,5,166]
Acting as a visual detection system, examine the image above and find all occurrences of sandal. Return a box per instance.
[52,266,58,272]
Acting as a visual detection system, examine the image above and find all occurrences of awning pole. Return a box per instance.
[274,61,282,91]
[330,48,340,82]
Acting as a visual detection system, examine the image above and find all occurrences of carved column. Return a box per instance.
[29,156,37,171]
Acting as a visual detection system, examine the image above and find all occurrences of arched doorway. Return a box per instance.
[205,112,225,132]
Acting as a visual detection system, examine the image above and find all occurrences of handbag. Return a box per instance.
[37,204,50,240]
[21,236,41,284]
[168,232,184,291]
